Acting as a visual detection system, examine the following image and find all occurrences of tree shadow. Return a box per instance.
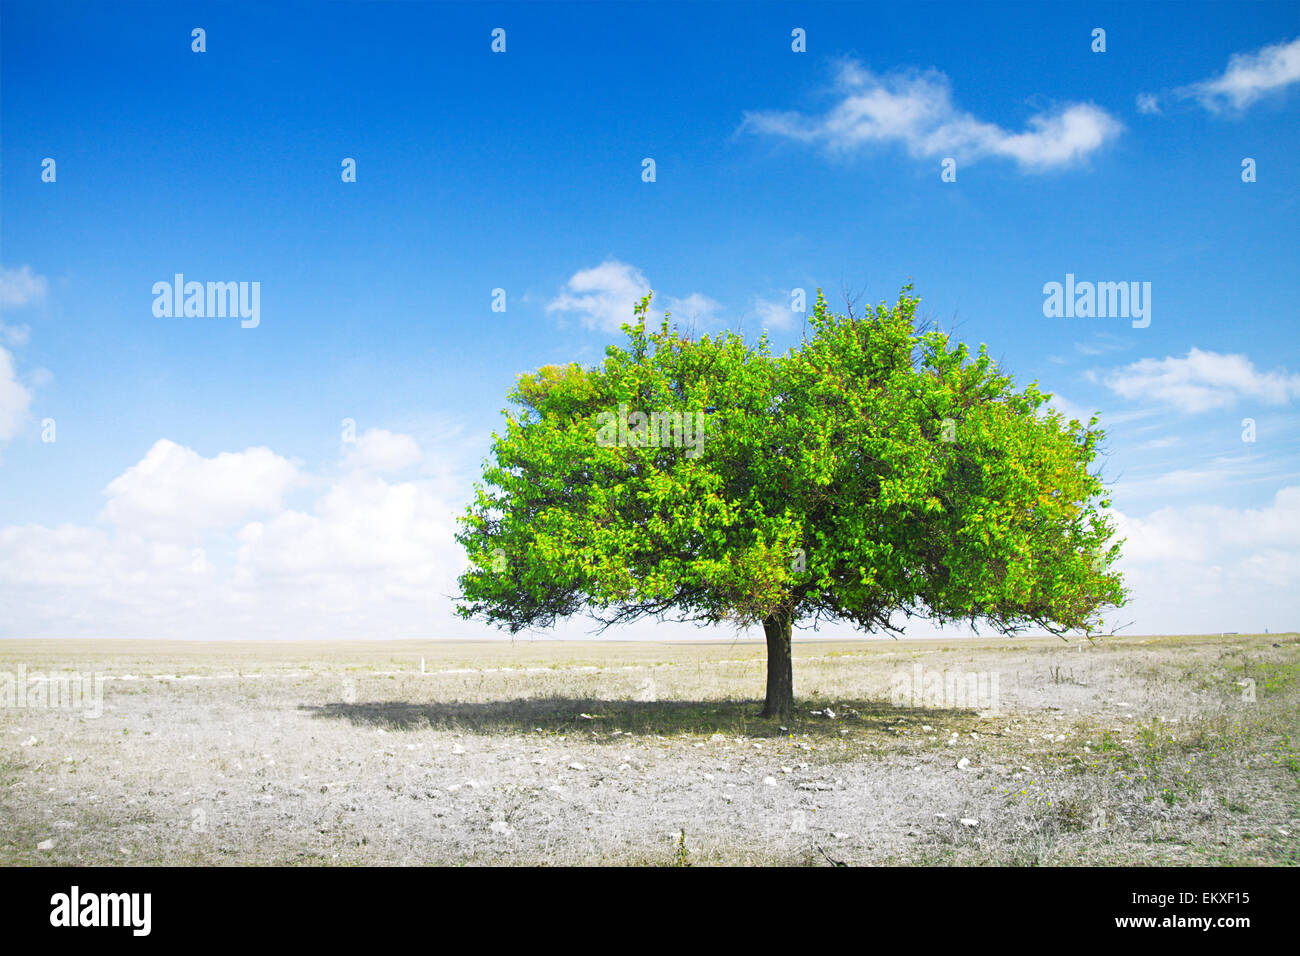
[300,696,980,740]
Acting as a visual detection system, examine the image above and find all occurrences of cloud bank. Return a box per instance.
[1101,348,1300,413]
[0,431,472,639]
[546,260,723,333]
[1175,35,1300,113]
[742,60,1122,171]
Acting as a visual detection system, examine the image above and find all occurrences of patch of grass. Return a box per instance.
[1048,665,1084,685]
[1056,797,1091,832]
[0,755,23,788]
[669,830,691,867]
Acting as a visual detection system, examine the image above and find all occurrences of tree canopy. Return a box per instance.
[456,287,1126,716]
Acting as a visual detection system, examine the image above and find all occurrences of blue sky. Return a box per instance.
[1,1,1297,639]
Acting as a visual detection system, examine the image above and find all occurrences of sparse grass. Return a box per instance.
[1,632,1296,865]
[1048,665,1084,685]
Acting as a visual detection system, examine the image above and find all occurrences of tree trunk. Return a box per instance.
[761,610,794,718]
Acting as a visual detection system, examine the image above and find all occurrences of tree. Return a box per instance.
[456,287,1126,717]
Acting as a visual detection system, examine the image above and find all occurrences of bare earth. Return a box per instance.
[1,633,1297,866]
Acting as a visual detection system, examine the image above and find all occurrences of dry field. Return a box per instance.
[1,633,1297,866]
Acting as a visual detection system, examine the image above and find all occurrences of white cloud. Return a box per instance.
[236,473,454,605]
[0,265,48,310]
[0,346,33,442]
[1,323,30,347]
[344,428,421,473]
[742,60,1122,171]
[1136,436,1181,451]
[1135,92,1161,115]
[547,260,723,333]
[0,266,47,446]
[1102,348,1300,413]
[1115,487,1300,563]
[663,292,724,328]
[1109,487,1300,632]
[753,295,798,331]
[1073,332,1133,357]
[546,260,652,332]
[0,432,480,639]
[1043,392,1097,426]
[101,439,300,540]
[1175,35,1300,113]
[1117,462,1245,500]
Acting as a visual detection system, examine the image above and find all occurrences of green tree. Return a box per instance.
[456,288,1125,717]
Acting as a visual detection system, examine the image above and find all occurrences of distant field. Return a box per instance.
[2,633,1297,865]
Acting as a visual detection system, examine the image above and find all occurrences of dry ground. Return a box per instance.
[1,633,1297,866]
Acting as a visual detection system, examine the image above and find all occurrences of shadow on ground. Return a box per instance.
[300,696,979,739]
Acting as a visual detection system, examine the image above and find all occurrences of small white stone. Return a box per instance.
[37,839,55,851]
[959,818,979,828]
[763,776,777,787]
